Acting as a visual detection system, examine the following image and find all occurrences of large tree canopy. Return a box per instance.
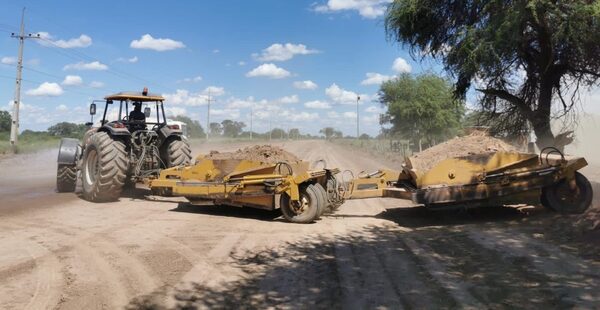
[379,73,464,150]
[385,0,600,148]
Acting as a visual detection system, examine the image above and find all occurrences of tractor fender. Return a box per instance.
[158,126,183,145]
[57,138,81,166]
[99,124,131,137]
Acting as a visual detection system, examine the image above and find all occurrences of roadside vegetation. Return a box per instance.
[0,110,87,155]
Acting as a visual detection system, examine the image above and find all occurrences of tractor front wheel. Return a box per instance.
[541,172,593,214]
[56,164,77,192]
[81,132,128,202]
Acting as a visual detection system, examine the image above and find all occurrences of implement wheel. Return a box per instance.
[81,132,128,202]
[280,185,321,223]
[541,172,593,214]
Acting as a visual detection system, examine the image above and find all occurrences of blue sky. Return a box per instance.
[0,0,447,136]
[2,0,597,137]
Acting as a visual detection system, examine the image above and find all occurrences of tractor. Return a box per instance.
[56,89,192,201]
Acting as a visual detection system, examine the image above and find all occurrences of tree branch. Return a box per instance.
[476,88,533,118]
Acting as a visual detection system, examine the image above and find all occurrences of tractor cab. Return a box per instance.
[89,88,168,133]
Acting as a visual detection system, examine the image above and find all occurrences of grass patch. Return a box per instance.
[0,131,61,155]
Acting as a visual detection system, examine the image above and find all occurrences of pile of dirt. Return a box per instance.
[205,145,300,163]
[407,133,518,172]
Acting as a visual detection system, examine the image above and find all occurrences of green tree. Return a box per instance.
[385,0,600,148]
[47,122,88,138]
[269,128,286,140]
[289,128,300,140]
[209,122,223,136]
[171,115,205,138]
[221,120,246,137]
[319,127,335,140]
[379,74,464,151]
[0,110,10,132]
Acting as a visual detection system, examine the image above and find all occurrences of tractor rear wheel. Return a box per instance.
[280,185,321,223]
[162,139,191,168]
[81,132,128,202]
[541,172,593,214]
[56,164,77,192]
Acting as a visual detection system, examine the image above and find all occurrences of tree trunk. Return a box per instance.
[531,82,555,150]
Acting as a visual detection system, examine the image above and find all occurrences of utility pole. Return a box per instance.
[356,95,361,140]
[269,119,272,141]
[9,8,40,151]
[205,90,215,141]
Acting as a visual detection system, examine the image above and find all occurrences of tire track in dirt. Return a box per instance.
[466,227,600,307]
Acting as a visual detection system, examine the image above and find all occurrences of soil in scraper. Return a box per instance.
[205,145,300,164]
[407,132,518,172]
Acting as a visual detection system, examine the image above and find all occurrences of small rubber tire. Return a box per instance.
[280,185,321,223]
[541,172,593,214]
[81,132,128,202]
[56,164,77,192]
[162,138,192,168]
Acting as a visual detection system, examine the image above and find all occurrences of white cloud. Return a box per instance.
[211,108,241,119]
[327,111,340,118]
[130,34,185,51]
[63,61,108,71]
[26,82,64,97]
[165,107,187,117]
[212,49,220,54]
[238,61,246,66]
[202,86,225,96]
[361,72,394,85]
[343,111,357,119]
[286,111,319,122]
[305,100,331,109]
[1,56,16,65]
[226,96,264,109]
[162,88,223,106]
[313,0,393,19]
[89,81,105,88]
[246,63,291,79]
[117,56,138,63]
[56,104,68,112]
[62,75,83,86]
[254,43,319,62]
[365,105,384,113]
[392,57,412,73]
[293,80,318,90]
[325,83,369,104]
[179,75,203,83]
[37,32,92,48]
[278,95,299,104]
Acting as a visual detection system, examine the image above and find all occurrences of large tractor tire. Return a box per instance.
[162,138,192,168]
[280,185,323,223]
[81,132,128,202]
[56,164,77,192]
[313,183,331,215]
[541,172,593,214]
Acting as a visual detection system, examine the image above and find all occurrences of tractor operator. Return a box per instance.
[128,102,146,131]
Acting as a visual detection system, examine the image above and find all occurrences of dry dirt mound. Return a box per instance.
[205,145,300,163]
[408,133,518,172]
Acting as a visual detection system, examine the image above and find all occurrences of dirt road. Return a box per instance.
[0,140,598,309]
